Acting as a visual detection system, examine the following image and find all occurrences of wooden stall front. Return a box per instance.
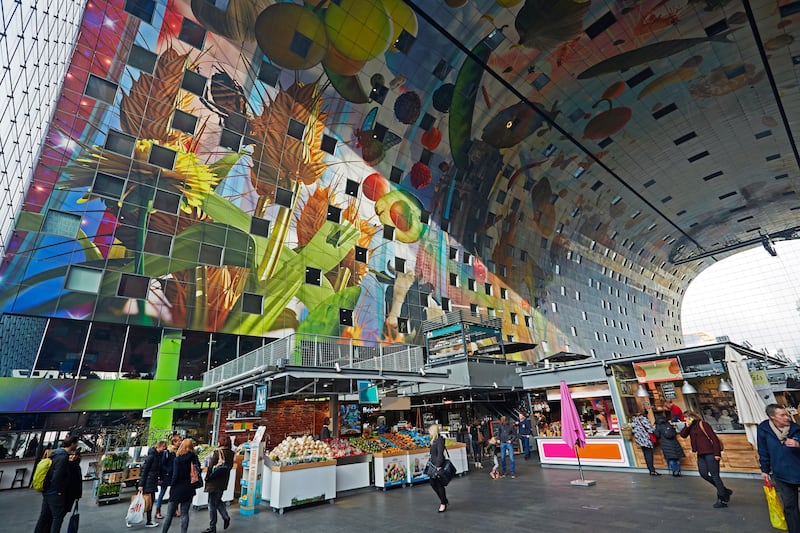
[630,433,759,473]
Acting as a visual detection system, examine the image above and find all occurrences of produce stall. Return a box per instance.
[373,449,408,489]
[407,449,431,484]
[328,438,371,493]
[94,452,128,505]
[267,436,336,513]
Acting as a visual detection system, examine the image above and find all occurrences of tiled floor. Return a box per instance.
[5,461,771,533]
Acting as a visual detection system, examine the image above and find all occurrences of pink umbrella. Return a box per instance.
[560,380,595,486]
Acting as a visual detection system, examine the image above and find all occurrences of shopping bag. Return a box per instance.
[126,492,145,525]
[764,481,789,531]
[190,460,204,489]
[66,500,79,533]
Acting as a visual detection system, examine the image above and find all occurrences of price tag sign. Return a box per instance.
[660,382,677,399]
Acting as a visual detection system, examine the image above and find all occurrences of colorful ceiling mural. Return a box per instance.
[1,0,798,361]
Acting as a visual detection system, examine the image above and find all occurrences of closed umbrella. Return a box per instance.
[560,380,595,486]
[724,346,766,447]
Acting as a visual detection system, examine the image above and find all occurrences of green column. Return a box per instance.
[149,329,183,442]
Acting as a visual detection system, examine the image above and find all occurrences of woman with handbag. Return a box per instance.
[202,436,234,533]
[681,411,732,508]
[428,424,449,513]
[632,411,660,476]
[161,438,202,533]
[138,440,166,528]
[469,420,483,468]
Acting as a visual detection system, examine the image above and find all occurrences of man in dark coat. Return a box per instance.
[654,414,684,476]
[34,435,79,533]
[758,404,800,533]
[494,416,518,478]
[138,440,166,528]
[202,436,235,533]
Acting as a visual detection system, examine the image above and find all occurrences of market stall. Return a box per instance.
[265,436,336,513]
[328,438,371,493]
[536,436,630,467]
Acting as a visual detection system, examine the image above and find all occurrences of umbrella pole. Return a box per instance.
[575,443,586,482]
[570,441,596,487]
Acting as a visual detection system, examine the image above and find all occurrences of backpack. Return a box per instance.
[32,457,52,491]
[662,424,677,439]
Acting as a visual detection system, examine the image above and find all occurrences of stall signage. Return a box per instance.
[255,385,267,413]
[634,358,683,383]
[750,370,769,387]
[660,382,677,399]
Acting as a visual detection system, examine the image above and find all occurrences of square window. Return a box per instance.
[65,266,102,293]
[433,60,452,80]
[449,273,459,287]
[258,60,281,86]
[93,172,126,199]
[468,278,476,291]
[327,205,341,223]
[220,129,242,151]
[369,84,388,104]
[225,112,247,134]
[419,149,433,166]
[383,226,395,240]
[287,119,306,140]
[105,129,136,157]
[85,75,118,104]
[178,18,206,49]
[144,231,173,255]
[305,267,322,286]
[419,113,435,130]
[128,44,157,74]
[345,179,359,197]
[394,29,416,53]
[171,109,198,135]
[390,166,403,183]
[470,303,478,314]
[275,187,294,208]
[354,246,368,263]
[397,317,409,334]
[199,243,223,265]
[124,0,156,23]
[420,210,430,224]
[395,257,406,273]
[181,69,207,96]
[42,210,80,238]
[441,297,451,312]
[241,293,263,315]
[149,144,177,169]
[373,123,388,142]
[289,30,313,59]
[339,308,354,326]
[118,273,150,299]
[250,217,270,238]
[153,190,181,213]
[321,134,337,155]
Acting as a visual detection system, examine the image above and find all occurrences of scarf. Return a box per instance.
[770,420,790,443]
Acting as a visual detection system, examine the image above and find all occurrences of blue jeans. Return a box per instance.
[500,442,515,475]
[160,500,190,533]
[520,436,531,458]
[668,459,681,473]
[155,484,168,512]
[34,493,68,533]
[208,491,229,530]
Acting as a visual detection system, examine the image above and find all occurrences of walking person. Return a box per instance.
[64,449,83,520]
[34,436,79,533]
[680,411,732,508]
[632,411,660,476]
[518,413,533,460]
[203,436,234,533]
[138,440,166,528]
[161,439,202,533]
[758,403,800,532]
[468,420,483,468]
[427,424,448,513]
[494,416,518,478]
[654,413,684,476]
[320,418,332,440]
[155,435,181,520]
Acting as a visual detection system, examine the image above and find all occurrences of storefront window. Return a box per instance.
[209,333,237,369]
[121,326,159,379]
[35,318,90,377]
[178,331,210,379]
[81,323,127,379]
[239,335,265,357]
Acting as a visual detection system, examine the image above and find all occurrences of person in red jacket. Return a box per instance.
[680,412,733,508]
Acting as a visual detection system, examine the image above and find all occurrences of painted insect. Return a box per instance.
[355,107,402,166]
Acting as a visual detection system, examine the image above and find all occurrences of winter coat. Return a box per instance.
[494,422,518,444]
[654,416,685,461]
[204,448,235,493]
[680,419,723,456]
[757,419,800,484]
[64,456,83,503]
[429,436,445,468]
[169,452,201,503]
[43,448,70,495]
[160,448,176,486]
[632,416,655,448]
[138,446,162,493]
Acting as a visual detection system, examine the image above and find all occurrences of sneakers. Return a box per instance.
[511,475,516,479]
[223,517,231,530]
[126,523,131,529]
[144,523,159,528]
[713,500,728,508]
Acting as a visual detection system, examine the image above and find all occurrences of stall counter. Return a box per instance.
[630,432,759,473]
[269,460,336,514]
[445,443,468,475]
[536,436,631,467]
[335,454,372,493]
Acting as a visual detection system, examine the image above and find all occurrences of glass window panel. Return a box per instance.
[81,323,127,379]
[118,274,150,299]
[171,109,197,135]
[42,210,81,238]
[84,75,118,104]
[210,333,237,369]
[149,144,176,169]
[178,331,210,379]
[92,172,126,200]
[153,189,181,214]
[35,318,90,377]
[0,314,47,378]
[121,326,159,379]
[239,336,265,357]
[105,129,136,157]
[241,293,263,314]
[124,0,156,23]
[65,266,102,293]
[178,18,206,49]
[128,44,157,74]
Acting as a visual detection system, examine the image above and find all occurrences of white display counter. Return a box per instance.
[192,470,237,509]
[335,454,371,493]
[269,460,336,514]
[406,449,431,484]
[445,443,468,475]
[373,452,408,489]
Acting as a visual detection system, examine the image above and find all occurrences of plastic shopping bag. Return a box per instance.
[764,481,789,531]
[126,492,145,526]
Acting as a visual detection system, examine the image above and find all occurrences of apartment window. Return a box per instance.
[470,303,478,314]
[500,288,508,300]
[395,257,406,273]
[144,231,173,255]
[65,266,102,293]
[570,326,577,336]
[595,331,601,341]
[449,247,458,261]
[179,18,207,49]
[560,286,566,296]
[510,313,518,325]
[339,308,354,327]
[149,144,177,169]
[118,274,150,299]
[463,251,472,265]
[128,44,158,74]
[105,130,136,157]
[241,293,263,315]
[42,210,81,238]
[171,109,198,135]
[153,190,181,214]
[305,267,322,286]
[85,75,118,104]
[485,283,492,296]
[124,0,157,23]
[575,291,581,301]
[441,297,451,312]
[449,273,459,287]
[581,311,588,320]
[468,278,476,291]
[551,302,558,313]
[487,307,496,318]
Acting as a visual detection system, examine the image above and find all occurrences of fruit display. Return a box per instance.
[327,438,366,458]
[380,432,424,450]
[398,429,431,448]
[268,436,333,465]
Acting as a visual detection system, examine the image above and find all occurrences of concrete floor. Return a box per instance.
[5,461,772,533]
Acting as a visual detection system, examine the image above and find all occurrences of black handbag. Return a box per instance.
[66,500,79,533]
[206,451,230,482]
[423,460,439,478]
[427,447,457,486]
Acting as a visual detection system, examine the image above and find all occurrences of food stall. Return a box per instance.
[328,438,371,493]
[265,436,336,513]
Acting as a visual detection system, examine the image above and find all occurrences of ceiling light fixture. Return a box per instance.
[636,384,650,397]
[681,381,698,394]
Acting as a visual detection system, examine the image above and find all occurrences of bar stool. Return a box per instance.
[10,468,26,489]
